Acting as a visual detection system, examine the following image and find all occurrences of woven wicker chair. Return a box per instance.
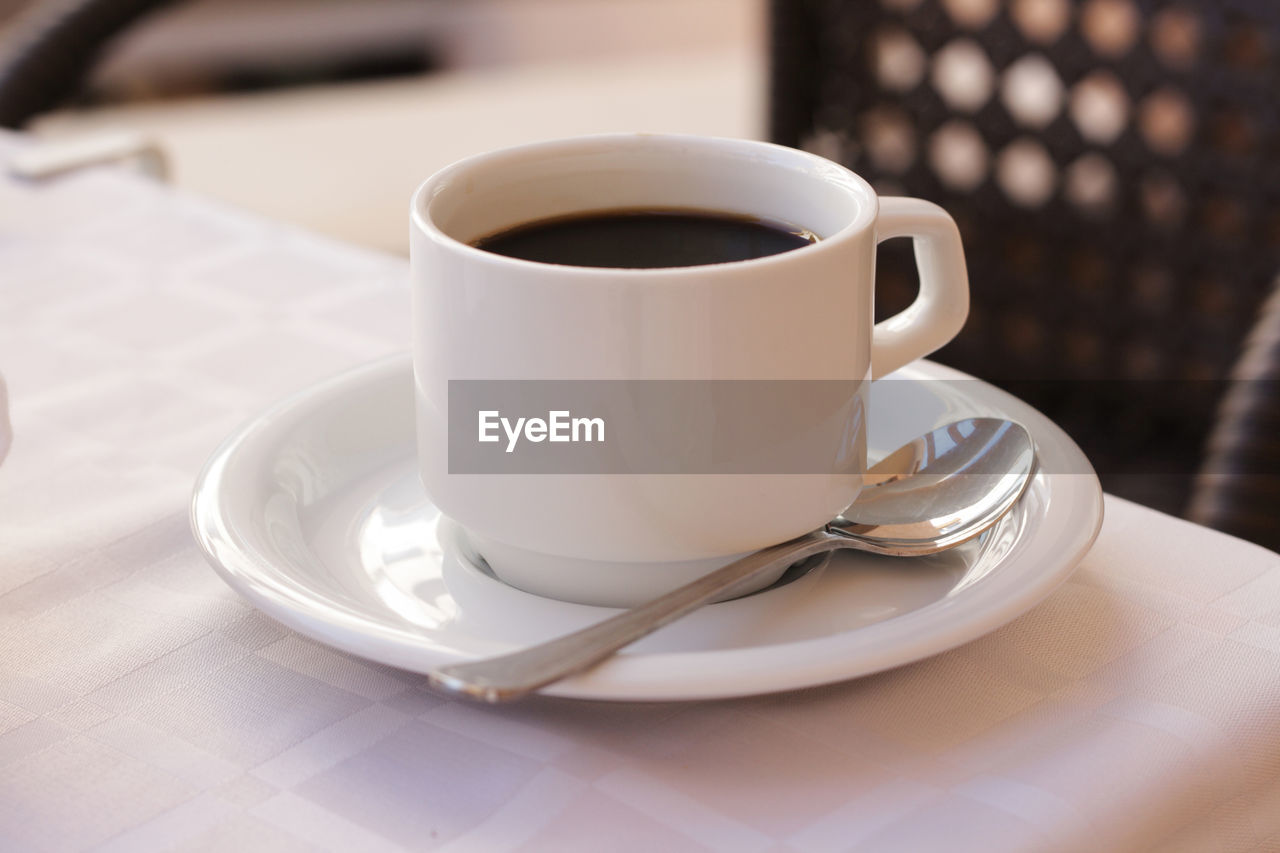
[1191,277,1280,549]
[771,0,1280,548]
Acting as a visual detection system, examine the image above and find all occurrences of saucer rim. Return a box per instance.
[191,355,1104,701]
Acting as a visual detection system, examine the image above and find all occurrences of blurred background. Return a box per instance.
[1,0,763,253]
[2,0,1277,548]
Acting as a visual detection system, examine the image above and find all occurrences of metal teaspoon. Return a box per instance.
[428,417,1036,702]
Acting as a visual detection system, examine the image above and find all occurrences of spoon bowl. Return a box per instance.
[830,417,1037,554]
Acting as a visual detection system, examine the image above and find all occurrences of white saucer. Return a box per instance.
[191,355,1103,701]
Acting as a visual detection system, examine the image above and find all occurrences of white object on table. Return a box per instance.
[7,130,168,182]
[2,133,1280,852]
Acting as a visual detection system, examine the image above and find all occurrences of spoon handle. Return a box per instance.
[427,530,843,702]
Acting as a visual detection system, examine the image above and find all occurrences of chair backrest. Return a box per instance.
[770,0,1280,516]
[1190,276,1280,551]
[0,0,180,128]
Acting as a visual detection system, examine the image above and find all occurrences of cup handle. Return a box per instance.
[870,197,970,379]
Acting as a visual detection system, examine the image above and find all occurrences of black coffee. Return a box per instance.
[471,209,817,269]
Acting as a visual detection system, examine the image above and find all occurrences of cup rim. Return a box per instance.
[409,132,879,278]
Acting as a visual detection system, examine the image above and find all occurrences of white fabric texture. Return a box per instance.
[0,372,10,467]
[3,135,1280,852]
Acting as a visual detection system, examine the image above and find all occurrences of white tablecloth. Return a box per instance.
[3,136,1280,853]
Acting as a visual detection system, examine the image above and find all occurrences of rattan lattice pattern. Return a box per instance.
[771,0,1279,513]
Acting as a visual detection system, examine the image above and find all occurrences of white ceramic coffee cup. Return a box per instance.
[410,133,968,606]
